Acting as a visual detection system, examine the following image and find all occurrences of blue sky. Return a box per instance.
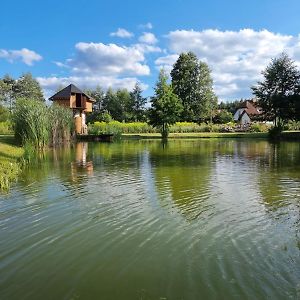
[1,0,300,101]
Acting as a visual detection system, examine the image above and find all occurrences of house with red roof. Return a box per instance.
[233,100,263,124]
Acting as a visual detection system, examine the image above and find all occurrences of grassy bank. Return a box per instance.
[122,132,270,139]
[0,135,24,191]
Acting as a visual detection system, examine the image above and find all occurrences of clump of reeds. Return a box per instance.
[48,104,73,146]
[13,99,73,149]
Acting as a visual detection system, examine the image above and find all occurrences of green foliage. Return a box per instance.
[0,121,13,134]
[0,74,15,111]
[219,100,241,113]
[130,82,147,121]
[249,123,270,133]
[0,73,44,112]
[48,104,73,145]
[252,53,300,126]
[85,86,105,112]
[171,52,217,122]
[149,70,183,138]
[86,84,147,123]
[268,125,284,139]
[13,99,73,148]
[88,121,157,135]
[0,136,23,191]
[213,110,233,124]
[285,120,300,131]
[13,73,44,102]
[13,98,49,148]
[0,105,10,122]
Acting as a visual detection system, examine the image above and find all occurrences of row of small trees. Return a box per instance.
[85,83,147,123]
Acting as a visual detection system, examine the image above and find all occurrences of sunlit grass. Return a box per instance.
[0,135,24,191]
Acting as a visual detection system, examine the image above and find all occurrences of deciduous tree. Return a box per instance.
[252,53,300,126]
[171,52,217,122]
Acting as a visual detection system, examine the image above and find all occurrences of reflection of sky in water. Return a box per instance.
[1,140,300,300]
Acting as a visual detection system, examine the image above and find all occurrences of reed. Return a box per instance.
[13,99,73,149]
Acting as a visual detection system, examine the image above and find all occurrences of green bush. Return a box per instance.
[285,120,300,131]
[213,110,233,124]
[0,105,10,122]
[88,121,157,135]
[250,122,269,133]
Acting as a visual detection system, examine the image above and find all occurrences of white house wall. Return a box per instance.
[233,109,244,121]
[240,113,251,124]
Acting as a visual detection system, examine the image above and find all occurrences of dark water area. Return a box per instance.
[1,139,300,299]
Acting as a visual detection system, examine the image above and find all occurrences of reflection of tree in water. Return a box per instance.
[256,142,300,209]
[150,140,215,221]
[256,142,300,233]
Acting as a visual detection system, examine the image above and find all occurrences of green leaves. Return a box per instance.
[171,52,217,122]
[252,53,300,125]
[0,73,44,112]
[13,99,73,148]
[149,70,183,138]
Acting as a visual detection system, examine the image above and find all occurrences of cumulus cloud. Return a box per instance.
[68,42,150,76]
[110,28,134,38]
[134,43,161,53]
[157,29,300,100]
[155,54,179,72]
[0,48,42,65]
[139,32,158,44]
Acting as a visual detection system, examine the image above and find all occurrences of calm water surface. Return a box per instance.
[1,139,300,300]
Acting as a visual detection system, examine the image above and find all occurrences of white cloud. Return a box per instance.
[0,48,42,65]
[68,42,150,76]
[155,54,179,73]
[159,29,300,100]
[53,61,68,68]
[139,32,158,44]
[110,28,134,38]
[134,43,161,53]
[37,75,148,99]
[139,22,153,30]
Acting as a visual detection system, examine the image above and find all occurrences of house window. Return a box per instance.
[76,93,81,107]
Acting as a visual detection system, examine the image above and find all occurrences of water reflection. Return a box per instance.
[2,139,300,299]
[71,142,94,181]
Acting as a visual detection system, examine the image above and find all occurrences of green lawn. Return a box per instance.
[0,135,24,191]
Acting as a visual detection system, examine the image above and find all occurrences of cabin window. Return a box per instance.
[76,93,81,107]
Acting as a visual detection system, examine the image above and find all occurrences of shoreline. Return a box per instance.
[0,135,24,191]
[121,131,300,140]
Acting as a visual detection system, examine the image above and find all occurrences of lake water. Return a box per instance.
[1,139,300,300]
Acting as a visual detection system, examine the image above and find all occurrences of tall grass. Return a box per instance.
[13,99,73,148]
[0,121,13,135]
[49,104,74,146]
[0,136,24,191]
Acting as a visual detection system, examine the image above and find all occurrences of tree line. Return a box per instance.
[1,51,300,138]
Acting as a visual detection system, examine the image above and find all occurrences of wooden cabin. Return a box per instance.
[49,84,94,134]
